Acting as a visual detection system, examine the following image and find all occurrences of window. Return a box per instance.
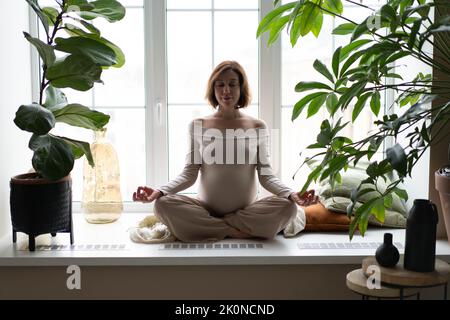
[280,0,387,190]
[33,0,389,210]
[166,0,259,194]
[36,0,145,205]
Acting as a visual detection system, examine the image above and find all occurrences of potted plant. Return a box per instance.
[257,0,450,239]
[10,0,126,251]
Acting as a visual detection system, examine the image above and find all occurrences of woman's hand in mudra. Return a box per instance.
[132,186,162,203]
[289,189,319,207]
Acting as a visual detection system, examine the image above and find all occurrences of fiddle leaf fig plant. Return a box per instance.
[258,0,450,239]
[15,0,126,180]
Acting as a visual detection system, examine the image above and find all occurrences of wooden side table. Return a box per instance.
[346,257,450,300]
[346,269,420,299]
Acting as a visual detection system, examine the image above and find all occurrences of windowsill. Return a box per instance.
[1,213,450,266]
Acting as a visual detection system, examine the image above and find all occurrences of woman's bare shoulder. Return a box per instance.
[242,115,266,129]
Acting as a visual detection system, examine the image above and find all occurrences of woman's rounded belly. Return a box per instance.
[198,164,257,215]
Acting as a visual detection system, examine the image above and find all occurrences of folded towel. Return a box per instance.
[130,208,306,244]
[129,215,176,243]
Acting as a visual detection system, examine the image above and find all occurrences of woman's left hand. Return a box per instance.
[289,189,319,207]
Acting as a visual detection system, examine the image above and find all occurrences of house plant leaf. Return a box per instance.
[52,104,110,130]
[46,54,102,91]
[78,0,126,22]
[43,85,68,111]
[29,134,75,180]
[54,36,117,67]
[23,32,56,67]
[14,104,55,135]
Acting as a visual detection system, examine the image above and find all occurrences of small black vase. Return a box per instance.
[375,233,400,267]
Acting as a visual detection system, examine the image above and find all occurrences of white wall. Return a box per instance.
[0,2,33,239]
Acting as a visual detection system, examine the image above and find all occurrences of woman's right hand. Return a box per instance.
[132,186,162,203]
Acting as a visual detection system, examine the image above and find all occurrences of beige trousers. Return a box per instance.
[154,194,297,242]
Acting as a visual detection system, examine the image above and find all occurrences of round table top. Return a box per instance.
[362,257,450,287]
[346,269,419,298]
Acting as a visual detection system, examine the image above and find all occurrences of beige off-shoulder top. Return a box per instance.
[158,120,293,215]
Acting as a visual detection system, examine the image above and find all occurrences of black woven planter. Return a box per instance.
[10,173,74,251]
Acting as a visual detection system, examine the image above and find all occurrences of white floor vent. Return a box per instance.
[159,243,264,250]
[298,242,404,250]
[19,244,128,251]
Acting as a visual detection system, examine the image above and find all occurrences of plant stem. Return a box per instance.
[39,69,47,105]
[40,4,66,106]
[344,0,375,11]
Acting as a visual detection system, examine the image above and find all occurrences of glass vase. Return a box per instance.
[82,128,123,223]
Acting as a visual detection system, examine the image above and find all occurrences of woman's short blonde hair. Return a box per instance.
[205,61,252,109]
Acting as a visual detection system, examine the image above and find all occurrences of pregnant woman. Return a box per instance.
[133,61,317,242]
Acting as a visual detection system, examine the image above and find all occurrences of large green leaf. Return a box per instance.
[42,6,59,26]
[23,32,55,67]
[380,4,397,22]
[14,104,55,135]
[64,24,125,68]
[78,0,126,22]
[408,19,422,49]
[313,59,334,83]
[339,50,366,77]
[351,17,369,41]
[326,93,339,116]
[386,143,407,177]
[52,104,110,130]
[322,0,343,15]
[257,2,297,37]
[54,37,117,66]
[298,2,320,37]
[332,46,341,77]
[29,134,74,180]
[332,22,357,35]
[311,8,323,38]
[46,55,102,91]
[352,92,372,122]
[80,20,101,36]
[43,85,68,111]
[340,39,372,62]
[26,0,49,37]
[338,81,367,110]
[295,81,332,92]
[268,15,290,45]
[292,92,328,121]
[307,94,327,118]
[370,91,381,116]
[65,0,95,11]
[58,136,94,166]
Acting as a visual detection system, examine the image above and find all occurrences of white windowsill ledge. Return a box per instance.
[1,213,450,266]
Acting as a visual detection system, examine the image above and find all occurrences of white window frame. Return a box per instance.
[148,0,281,202]
[29,0,408,212]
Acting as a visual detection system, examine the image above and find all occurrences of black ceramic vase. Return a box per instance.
[375,233,400,267]
[404,199,438,272]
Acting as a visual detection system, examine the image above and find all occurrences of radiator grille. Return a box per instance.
[19,244,128,251]
[298,242,404,249]
[159,243,264,250]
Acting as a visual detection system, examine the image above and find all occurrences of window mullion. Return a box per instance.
[259,0,282,180]
[28,5,40,104]
[145,0,168,192]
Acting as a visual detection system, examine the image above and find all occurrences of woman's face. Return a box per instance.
[214,69,241,109]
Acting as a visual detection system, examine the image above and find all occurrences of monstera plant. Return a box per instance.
[258,0,450,238]
[10,0,126,251]
[15,0,126,180]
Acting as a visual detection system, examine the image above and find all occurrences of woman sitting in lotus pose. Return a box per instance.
[133,61,317,242]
